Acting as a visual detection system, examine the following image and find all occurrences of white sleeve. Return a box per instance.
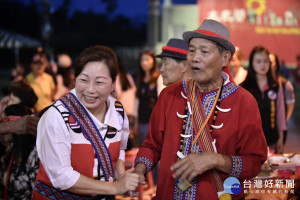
[36,106,80,190]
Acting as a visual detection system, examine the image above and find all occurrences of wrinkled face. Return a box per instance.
[8,93,21,106]
[253,52,270,76]
[187,38,229,85]
[140,54,154,72]
[75,61,115,115]
[160,57,185,85]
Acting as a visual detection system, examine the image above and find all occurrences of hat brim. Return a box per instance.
[155,51,187,60]
[183,31,235,56]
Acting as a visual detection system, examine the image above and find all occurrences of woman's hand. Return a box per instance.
[114,160,125,179]
[114,168,139,195]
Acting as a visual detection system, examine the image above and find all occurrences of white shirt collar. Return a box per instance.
[221,71,230,85]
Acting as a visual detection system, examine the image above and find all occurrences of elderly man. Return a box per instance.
[134,19,268,200]
[156,38,192,86]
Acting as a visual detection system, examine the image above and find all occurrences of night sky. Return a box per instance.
[20,0,197,20]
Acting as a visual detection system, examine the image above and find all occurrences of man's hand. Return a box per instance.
[12,115,39,136]
[171,152,231,183]
[133,163,146,185]
[171,152,216,183]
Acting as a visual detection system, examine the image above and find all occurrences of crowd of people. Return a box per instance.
[0,18,297,199]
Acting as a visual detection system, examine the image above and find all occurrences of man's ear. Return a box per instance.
[222,51,231,67]
[181,60,189,73]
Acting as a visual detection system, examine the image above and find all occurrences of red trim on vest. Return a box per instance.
[162,46,188,55]
[194,30,228,41]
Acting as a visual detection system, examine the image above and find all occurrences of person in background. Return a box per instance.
[0,81,39,199]
[156,38,191,86]
[135,49,160,146]
[26,56,56,114]
[242,46,286,153]
[10,61,29,83]
[134,19,267,200]
[35,47,57,85]
[228,47,247,85]
[54,53,75,100]
[113,57,137,149]
[31,45,139,200]
[269,53,295,145]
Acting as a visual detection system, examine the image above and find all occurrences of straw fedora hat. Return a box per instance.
[156,38,189,60]
[182,19,235,56]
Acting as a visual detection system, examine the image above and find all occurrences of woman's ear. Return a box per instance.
[110,81,117,98]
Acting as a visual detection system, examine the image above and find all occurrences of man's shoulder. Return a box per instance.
[232,86,257,105]
[160,81,183,95]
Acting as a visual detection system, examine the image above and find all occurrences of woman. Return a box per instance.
[136,50,160,146]
[0,81,39,199]
[241,46,286,153]
[31,46,139,199]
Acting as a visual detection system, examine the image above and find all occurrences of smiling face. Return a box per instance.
[187,38,230,90]
[253,52,270,77]
[160,57,186,85]
[75,61,115,115]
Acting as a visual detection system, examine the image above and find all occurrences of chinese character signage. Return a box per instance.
[198,0,300,66]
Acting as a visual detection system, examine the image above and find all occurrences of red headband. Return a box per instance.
[194,30,228,41]
[162,46,188,55]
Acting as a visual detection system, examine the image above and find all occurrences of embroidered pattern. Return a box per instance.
[202,83,239,117]
[174,97,199,200]
[185,177,197,200]
[135,157,153,174]
[60,93,114,180]
[34,180,90,200]
[230,155,243,178]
